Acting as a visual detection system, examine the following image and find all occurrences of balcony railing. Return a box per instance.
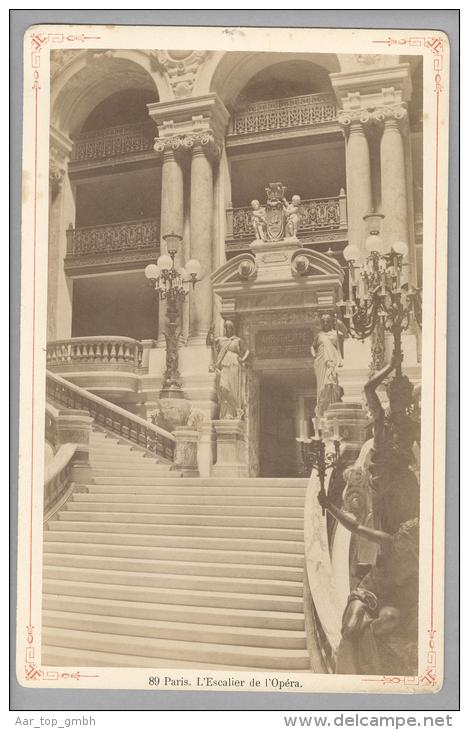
[71,121,156,162]
[229,93,337,137]
[47,337,143,373]
[66,218,159,259]
[226,193,347,242]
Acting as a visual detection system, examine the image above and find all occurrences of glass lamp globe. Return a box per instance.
[185,258,201,277]
[343,244,360,262]
[157,253,173,271]
[392,240,409,257]
[145,264,160,280]
[162,233,182,256]
[365,234,384,254]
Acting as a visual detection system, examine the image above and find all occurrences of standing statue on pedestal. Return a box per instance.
[250,200,267,241]
[208,320,250,419]
[282,194,301,238]
[311,313,345,417]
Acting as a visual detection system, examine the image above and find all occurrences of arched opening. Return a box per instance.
[232,60,333,110]
[221,57,346,258]
[57,61,161,342]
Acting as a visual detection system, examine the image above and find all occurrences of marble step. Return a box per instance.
[43,565,304,597]
[43,540,304,566]
[73,493,306,506]
[41,627,310,669]
[43,578,304,613]
[43,552,304,581]
[42,610,307,649]
[44,526,305,551]
[42,644,305,670]
[89,477,308,488]
[57,510,304,529]
[66,500,304,518]
[87,484,307,497]
[43,593,306,630]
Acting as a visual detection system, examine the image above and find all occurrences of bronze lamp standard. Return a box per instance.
[337,212,422,376]
[145,233,201,399]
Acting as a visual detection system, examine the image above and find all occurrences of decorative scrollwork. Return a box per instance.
[71,121,156,162]
[230,92,337,136]
[66,218,159,258]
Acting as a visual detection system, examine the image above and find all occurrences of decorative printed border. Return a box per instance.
[361,33,445,689]
[22,29,446,689]
[25,30,102,683]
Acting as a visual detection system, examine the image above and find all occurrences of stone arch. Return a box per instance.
[51,50,168,138]
[204,51,341,110]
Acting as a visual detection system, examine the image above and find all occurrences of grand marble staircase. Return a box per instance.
[42,427,313,670]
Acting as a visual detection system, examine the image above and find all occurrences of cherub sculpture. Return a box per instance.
[250,199,267,241]
[282,194,301,238]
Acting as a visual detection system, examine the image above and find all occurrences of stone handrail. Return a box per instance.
[229,92,337,136]
[71,121,156,162]
[303,466,344,673]
[46,370,176,462]
[226,193,347,241]
[66,218,160,258]
[47,336,143,372]
[44,442,77,520]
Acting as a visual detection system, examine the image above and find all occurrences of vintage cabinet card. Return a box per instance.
[16,23,449,693]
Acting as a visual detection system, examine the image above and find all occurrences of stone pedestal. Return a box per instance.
[212,419,248,477]
[322,402,370,466]
[55,408,94,484]
[171,428,199,476]
[197,420,216,477]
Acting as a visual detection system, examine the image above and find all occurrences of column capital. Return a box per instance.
[372,103,408,131]
[49,127,71,198]
[154,129,222,162]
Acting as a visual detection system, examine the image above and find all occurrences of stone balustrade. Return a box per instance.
[66,218,160,259]
[46,370,176,462]
[226,193,347,242]
[47,336,143,373]
[71,121,156,162]
[229,93,337,137]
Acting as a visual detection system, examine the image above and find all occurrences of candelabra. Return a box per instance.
[145,233,201,399]
[297,421,341,513]
[337,212,422,375]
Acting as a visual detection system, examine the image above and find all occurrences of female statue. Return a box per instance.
[208,320,250,419]
[311,313,345,417]
[364,356,420,535]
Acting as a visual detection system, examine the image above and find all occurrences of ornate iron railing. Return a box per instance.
[226,194,347,241]
[229,93,337,136]
[46,370,176,462]
[66,218,159,258]
[71,121,156,162]
[47,336,143,372]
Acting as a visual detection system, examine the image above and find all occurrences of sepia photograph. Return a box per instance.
[16,24,449,693]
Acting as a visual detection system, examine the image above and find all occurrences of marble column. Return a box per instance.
[155,142,184,346]
[340,114,373,260]
[379,106,410,276]
[48,129,74,341]
[188,133,218,344]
